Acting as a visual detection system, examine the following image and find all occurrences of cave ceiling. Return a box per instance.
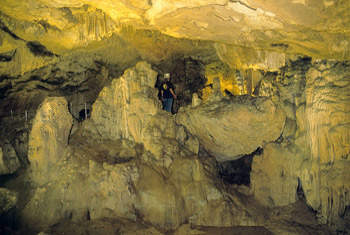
[0,0,349,61]
[0,0,349,112]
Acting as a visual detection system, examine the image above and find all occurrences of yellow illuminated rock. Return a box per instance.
[250,58,350,229]
[27,97,73,186]
[176,95,286,162]
[21,62,264,230]
[0,0,349,233]
[0,0,348,60]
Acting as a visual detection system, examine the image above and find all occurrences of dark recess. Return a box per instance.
[0,20,20,39]
[217,147,263,185]
[26,41,54,57]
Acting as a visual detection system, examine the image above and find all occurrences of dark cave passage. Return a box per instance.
[217,147,263,186]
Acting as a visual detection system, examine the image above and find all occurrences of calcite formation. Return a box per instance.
[250,58,350,230]
[0,188,17,217]
[176,95,286,162]
[21,62,264,230]
[0,0,348,60]
[27,97,73,186]
[0,141,20,175]
[304,60,350,225]
[0,0,349,233]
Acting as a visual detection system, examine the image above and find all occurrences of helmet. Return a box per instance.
[164,73,170,79]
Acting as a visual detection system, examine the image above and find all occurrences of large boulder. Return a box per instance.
[176,96,286,162]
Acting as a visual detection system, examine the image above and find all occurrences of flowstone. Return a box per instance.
[20,62,265,231]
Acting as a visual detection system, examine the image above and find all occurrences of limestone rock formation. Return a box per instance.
[176,95,286,162]
[250,58,350,231]
[0,188,17,216]
[250,142,301,207]
[0,0,349,233]
[0,0,348,60]
[27,97,73,186]
[303,60,350,226]
[91,61,159,141]
[21,62,264,230]
[0,141,20,175]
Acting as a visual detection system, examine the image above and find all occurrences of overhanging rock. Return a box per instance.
[176,96,286,162]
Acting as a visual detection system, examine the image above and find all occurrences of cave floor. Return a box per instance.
[6,199,335,235]
[16,217,334,235]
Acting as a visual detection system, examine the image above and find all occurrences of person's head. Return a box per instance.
[164,73,170,81]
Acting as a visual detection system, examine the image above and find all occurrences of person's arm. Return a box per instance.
[161,90,164,101]
[169,88,177,100]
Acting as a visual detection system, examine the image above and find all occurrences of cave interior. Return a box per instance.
[0,1,349,234]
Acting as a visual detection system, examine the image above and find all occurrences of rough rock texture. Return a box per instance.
[0,0,348,233]
[176,95,286,162]
[91,62,159,141]
[27,97,73,186]
[0,141,20,175]
[21,62,264,230]
[250,142,301,207]
[0,22,218,116]
[0,0,348,60]
[215,43,287,71]
[0,188,17,216]
[250,58,350,230]
[304,60,350,226]
[91,62,187,164]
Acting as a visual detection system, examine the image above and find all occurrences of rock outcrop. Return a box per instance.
[27,97,73,186]
[0,0,348,233]
[0,141,20,175]
[250,58,350,230]
[0,188,17,216]
[21,62,264,230]
[176,95,286,162]
[0,0,348,60]
[304,60,350,226]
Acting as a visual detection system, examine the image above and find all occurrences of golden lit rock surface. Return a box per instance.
[27,97,73,186]
[0,0,349,233]
[176,95,286,162]
[303,60,350,225]
[21,62,264,230]
[0,0,349,62]
[250,142,301,207]
[250,58,350,229]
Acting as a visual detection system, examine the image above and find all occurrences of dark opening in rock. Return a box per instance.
[26,41,54,57]
[78,109,90,121]
[217,147,263,185]
[297,177,305,199]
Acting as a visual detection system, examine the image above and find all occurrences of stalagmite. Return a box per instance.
[0,0,349,234]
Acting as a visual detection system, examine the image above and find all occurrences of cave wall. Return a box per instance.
[0,54,348,233]
[250,58,350,229]
[0,1,349,232]
[18,62,265,230]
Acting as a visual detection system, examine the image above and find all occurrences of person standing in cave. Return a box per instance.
[161,73,177,113]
